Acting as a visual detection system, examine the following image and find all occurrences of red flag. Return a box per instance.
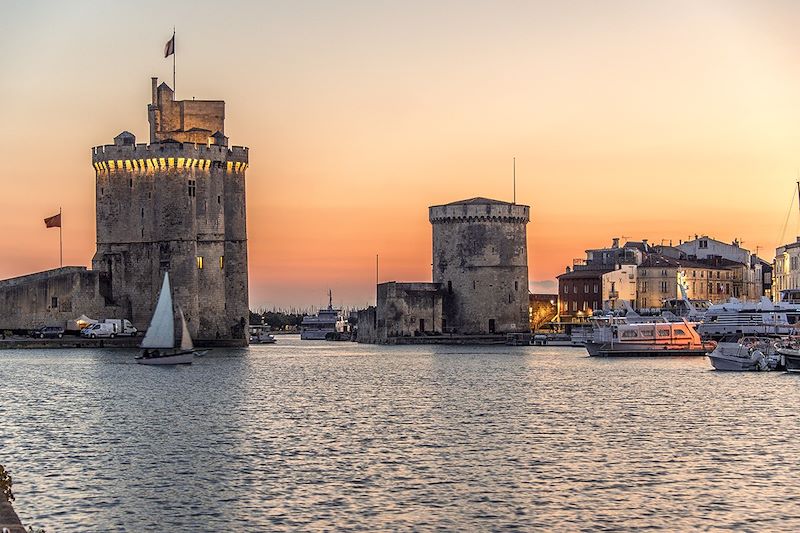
[164,34,175,58]
[44,213,61,228]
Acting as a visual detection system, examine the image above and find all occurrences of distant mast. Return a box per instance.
[512,157,516,205]
[328,289,333,310]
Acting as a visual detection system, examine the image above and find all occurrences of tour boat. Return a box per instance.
[301,290,348,340]
[585,318,715,357]
[135,272,196,365]
[707,336,782,371]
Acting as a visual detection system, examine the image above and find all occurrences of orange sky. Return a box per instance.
[2,1,800,308]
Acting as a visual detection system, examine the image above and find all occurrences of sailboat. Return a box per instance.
[135,272,196,365]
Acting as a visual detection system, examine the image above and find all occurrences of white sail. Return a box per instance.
[179,306,194,351]
[141,272,175,349]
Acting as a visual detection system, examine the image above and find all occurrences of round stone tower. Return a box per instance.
[90,78,249,345]
[429,197,530,335]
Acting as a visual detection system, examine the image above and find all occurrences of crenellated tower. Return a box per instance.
[429,198,530,335]
[91,78,249,345]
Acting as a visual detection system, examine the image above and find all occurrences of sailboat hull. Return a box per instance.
[135,350,194,365]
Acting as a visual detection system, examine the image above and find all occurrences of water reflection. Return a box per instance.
[1,339,799,530]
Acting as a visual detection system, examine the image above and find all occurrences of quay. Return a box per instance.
[0,336,140,350]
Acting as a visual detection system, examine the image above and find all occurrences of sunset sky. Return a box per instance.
[3,0,800,309]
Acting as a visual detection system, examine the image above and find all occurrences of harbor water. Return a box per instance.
[2,336,800,531]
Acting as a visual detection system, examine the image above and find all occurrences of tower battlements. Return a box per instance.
[429,197,529,224]
[92,142,248,165]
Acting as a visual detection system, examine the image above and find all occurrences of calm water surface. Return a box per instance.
[2,336,800,531]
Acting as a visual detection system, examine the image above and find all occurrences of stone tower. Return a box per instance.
[429,197,530,335]
[90,78,249,345]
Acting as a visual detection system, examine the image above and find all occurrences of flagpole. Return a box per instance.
[172,27,176,98]
[59,207,63,268]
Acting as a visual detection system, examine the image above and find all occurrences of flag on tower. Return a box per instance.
[164,33,175,58]
[44,213,61,228]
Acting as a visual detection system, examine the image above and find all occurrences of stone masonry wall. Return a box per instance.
[0,267,122,330]
[430,201,530,334]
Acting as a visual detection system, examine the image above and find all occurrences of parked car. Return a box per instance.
[31,326,64,339]
[81,323,117,339]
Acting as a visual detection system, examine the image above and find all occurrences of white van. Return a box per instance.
[81,323,117,338]
[102,319,137,337]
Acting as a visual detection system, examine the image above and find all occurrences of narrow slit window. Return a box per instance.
[219,256,224,269]
[196,256,203,269]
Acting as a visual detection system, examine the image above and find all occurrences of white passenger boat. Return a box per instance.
[697,297,800,340]
[707,336,782,371]
[135,272,197,365]
[585,318,715,357]
[301,290,348,340]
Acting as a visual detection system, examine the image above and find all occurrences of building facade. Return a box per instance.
[90,78,250,344]
[774,238,800,300]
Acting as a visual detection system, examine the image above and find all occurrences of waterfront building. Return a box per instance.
[0,78,250,345]
[557,238,645,321]
[675,236,765,300]
[556,267,608,322]
[636,255,735,309]
[774,237,800,300]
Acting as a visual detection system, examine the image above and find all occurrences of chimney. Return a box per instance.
[151,77,158,105]
[612,237,620,249]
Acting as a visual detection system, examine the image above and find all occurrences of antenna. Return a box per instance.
[513,157,516,204]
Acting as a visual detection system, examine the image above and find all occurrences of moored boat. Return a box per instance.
[707,336,781,371]
[585,318,714,357]
[301,290,348,340]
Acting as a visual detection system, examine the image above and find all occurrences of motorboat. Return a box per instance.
[707,336,782,371]
[249,325,276,344]
[585,318,715,357]
[135,272,198,365]
[776,337,800,373]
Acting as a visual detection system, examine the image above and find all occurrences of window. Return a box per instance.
[584,284,589,293]
[220,256,224,269]
[640,328,654,337]
[661,269,667,276]
[573,285,578,294]
[51,296,58,308]
[657,328,671,337]
[508,294,512,304]
[699,240,708,249]
[473,280,476,290]
[621,330,638,338]
[129,178,133,188]
[571,301,577,311]
[674,328,686,335]
[141,207,144,218]
[188,179,196,197]
[563,284,569,294]
[448,281,452,294]
[514,281,518,291]
[160,260,170,271]
[217,195,221,204]
[196,256,203,269]
[593,284,598,293]
[582,301,587,311]
[660,281,668,293]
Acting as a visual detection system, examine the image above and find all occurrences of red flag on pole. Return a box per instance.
[44,213,61,228]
